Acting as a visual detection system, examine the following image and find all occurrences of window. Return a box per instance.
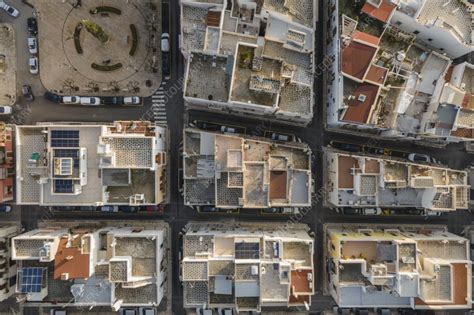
[413,30,420,35]
[428,38,433,42]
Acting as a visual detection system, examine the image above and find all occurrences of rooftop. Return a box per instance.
[181,222,314,311]
[325,149,470,211]
[15,121,167,206]
[328,225,471,309]
[183,128,312,208]
[181,0,315,124]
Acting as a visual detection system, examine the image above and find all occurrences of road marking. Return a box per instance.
[152,83,167,125]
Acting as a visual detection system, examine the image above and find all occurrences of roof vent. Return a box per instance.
[358,94,367,102]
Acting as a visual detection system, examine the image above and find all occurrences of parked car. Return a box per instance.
[0,106,12,115]
[80,96,100,106]
[27,17,37,35]
[102,96,124,106]
[270,132,293,142]
[22,85,34,101]
[199,206,218,213]
[44,91,62,103]
[101,205,118,212]
[62,96,80,104]
[139,308,156,315]
[329,141,361,153]
[342,208,362,215]
[146,205,164,213]
[408,153,430,163]
[0,2,19,17]
[162,52,170,78]
[123,96,141,105]
[27,37,37,54]
[0,205,11,213]
[28,57,39,74]
[119,309,137,315]
[119,206,139,213]
[161,33,170,52]
[50,309,66,315]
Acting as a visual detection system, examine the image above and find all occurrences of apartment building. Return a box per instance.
[181,222,314,312]
[15,121,167,206]
[326,224,472,310]
[0,225,20,302]
[324,148,470,212]
[11,221,169,309]
[0,123,14,203]
[326,0,474,142]
[180,0,316,125]
[183,128,312,209]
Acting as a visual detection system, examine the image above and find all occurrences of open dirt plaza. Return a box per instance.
[32,0,162,97]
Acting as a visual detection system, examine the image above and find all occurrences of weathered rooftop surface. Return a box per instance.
[325,148,470,212]
[11,221,169,308]
[329,0,474,142]
[327,224,472,310]
[183,128,312,209]
[15,121,168,206]
[181,0,316,125]
[181,222,314,312]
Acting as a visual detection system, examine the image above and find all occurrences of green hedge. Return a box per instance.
[74,23,83,54]
[129,24,138,56]
[90,6,122,15]
[91,63,123,71]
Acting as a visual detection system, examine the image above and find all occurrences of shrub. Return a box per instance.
[74,23,83,54]
[91,63,123,71]
[129,24,138,56]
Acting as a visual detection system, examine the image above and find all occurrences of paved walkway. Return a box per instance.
[0,23,16,106]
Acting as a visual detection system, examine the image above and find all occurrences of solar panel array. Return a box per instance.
[20,268,44,293]
[54,179,74,193]
[51,130,79,148]
[235,242,260,259]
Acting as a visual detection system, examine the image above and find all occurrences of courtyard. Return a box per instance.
[33,0,162,97]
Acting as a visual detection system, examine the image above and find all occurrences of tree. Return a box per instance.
[82,19,109,44]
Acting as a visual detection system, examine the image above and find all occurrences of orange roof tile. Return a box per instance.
[365,64,388,85]
[338,155,358,189]
[362,0,397,23]
[353,30,380,47]
[342,41,377,80]
[342,83,379,124]
[54,238,90,280]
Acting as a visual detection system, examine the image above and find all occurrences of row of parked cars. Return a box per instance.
[50,205,164,213]
[45,92,141,106]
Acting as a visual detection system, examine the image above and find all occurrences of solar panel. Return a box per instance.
[235,242,260,259]
[21,267,44,293]
[54,179,74,193]
[51,130,80,148]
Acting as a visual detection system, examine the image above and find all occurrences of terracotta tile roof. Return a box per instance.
[451,127,473,138]
[54,237,90,280]
[342,83,379,124]
[365,159,380,173]
[362,0,397,23]
[269,170,287,200]
[342,41,377,80]
[353,30,380,47]
[365,64,388,85]
[338,155,358,189]
[207,11,221,27]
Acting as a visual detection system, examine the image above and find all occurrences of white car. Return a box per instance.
[0,105,12,115]
[27,37,37,54]
[80,97,100,106]
[161,33,170,52]
[62,96,80,104]
[0,2,19,18]
[124,96,141,105]
[28,57,38,74]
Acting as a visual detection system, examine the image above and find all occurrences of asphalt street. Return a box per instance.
[1,0,473,314]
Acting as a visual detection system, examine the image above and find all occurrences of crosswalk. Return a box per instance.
[152,84,167,125]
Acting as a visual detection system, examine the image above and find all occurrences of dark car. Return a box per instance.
[22,85,34,101]
[199,206,218,213]
[120,206,139,213]
[329,141,361,153]
[162,52,170,78]
[0,205,11,213]
[44,91,62,103]
[27,17,38,35]
[342,208,362,215]
[102,96,124,106]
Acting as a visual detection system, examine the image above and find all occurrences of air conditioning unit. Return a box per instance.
[358,94,367,102]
